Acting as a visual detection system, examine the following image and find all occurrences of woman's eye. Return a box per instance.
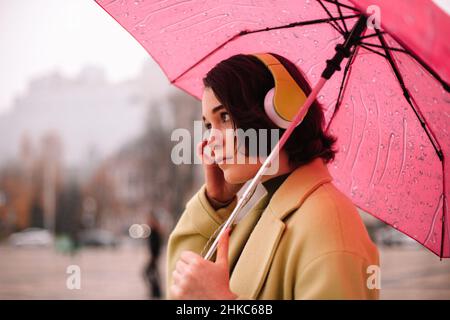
[220,112,230,122]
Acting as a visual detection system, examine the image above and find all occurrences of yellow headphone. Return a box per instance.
[250,53,308,129]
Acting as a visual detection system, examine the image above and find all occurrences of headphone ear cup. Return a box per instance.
[263,87,290,129]
[263,87,275,116]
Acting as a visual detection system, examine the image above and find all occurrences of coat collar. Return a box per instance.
[268,157,333,221]
[229,157,333,299]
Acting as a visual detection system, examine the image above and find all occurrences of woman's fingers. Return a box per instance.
[215,227,231,266]
[180,250,202,265]
[175,258,189,273]
[196,140,206,159]
[170,280,186,299]
[197,139,215,165]
[172,251,205,299]
[172,268,182,284]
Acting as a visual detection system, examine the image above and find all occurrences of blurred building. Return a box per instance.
[0,61,215,241]
[0,61,173,238]
[0,131,63,235]
[0,62,167,167]
[82,141,145,234]
[82,91,202,236]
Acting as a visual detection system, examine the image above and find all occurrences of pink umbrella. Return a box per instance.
[95,0,450,258]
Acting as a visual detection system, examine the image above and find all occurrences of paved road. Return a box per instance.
[0,242,448,299]
[0,243,156,299]
[379,244,450,299]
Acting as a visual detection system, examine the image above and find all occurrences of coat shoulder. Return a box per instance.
[282,181,379,266]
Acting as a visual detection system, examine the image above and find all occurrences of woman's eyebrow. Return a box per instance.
[211,104,224,113]
[202,104,225,121]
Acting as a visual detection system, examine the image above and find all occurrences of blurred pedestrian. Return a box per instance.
[144,212,163,299]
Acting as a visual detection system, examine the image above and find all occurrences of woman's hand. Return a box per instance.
[197,139,243,206]
[170,228,237,300]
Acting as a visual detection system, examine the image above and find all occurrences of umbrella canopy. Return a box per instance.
[96,0,450,258]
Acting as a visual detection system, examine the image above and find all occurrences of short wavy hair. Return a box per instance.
[202,52,337,167]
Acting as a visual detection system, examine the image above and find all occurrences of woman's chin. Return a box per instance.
[220,164,258,184]
[220,165,245,184]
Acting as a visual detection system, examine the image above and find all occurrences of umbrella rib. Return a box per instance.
[171,14,360,83]
[376,31,443,162]
[376,30,447,258]
[358,31,386,40]
[367,30,450,92]
[385,37,450,92]
[317,0,346,35]
[325,44,358,132]
[358,44,387,58]
[333,0,349,33]
[359,42,408,54]
[326,2,449,90]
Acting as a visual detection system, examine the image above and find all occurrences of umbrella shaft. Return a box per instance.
[322,15,367,79]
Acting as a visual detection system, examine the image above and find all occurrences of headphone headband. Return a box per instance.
[250,53,308,128]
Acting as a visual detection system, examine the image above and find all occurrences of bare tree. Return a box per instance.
[139,90,202,231]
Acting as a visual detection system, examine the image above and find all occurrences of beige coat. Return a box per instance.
[166,157,380,299]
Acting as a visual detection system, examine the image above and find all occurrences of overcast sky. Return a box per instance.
[1,0,449,116]
[0,0,151,115]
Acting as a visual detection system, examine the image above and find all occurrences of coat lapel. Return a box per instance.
[229,158,333,299]
[229,207,285,299]
[228,193,270,272]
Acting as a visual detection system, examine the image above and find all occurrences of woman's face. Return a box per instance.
[201,87,263,184]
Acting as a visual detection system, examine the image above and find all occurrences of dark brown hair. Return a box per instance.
[202,52,337,167]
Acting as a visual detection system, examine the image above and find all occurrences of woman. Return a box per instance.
[166,53,379,300]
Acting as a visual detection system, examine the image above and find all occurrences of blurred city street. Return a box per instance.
[0,242,164,300]
[379,245,450,299]
[0,242,449,300]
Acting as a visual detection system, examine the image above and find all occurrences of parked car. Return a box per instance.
[374,226,418,247]
[8,228,54,247]
[78,229,119,248]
